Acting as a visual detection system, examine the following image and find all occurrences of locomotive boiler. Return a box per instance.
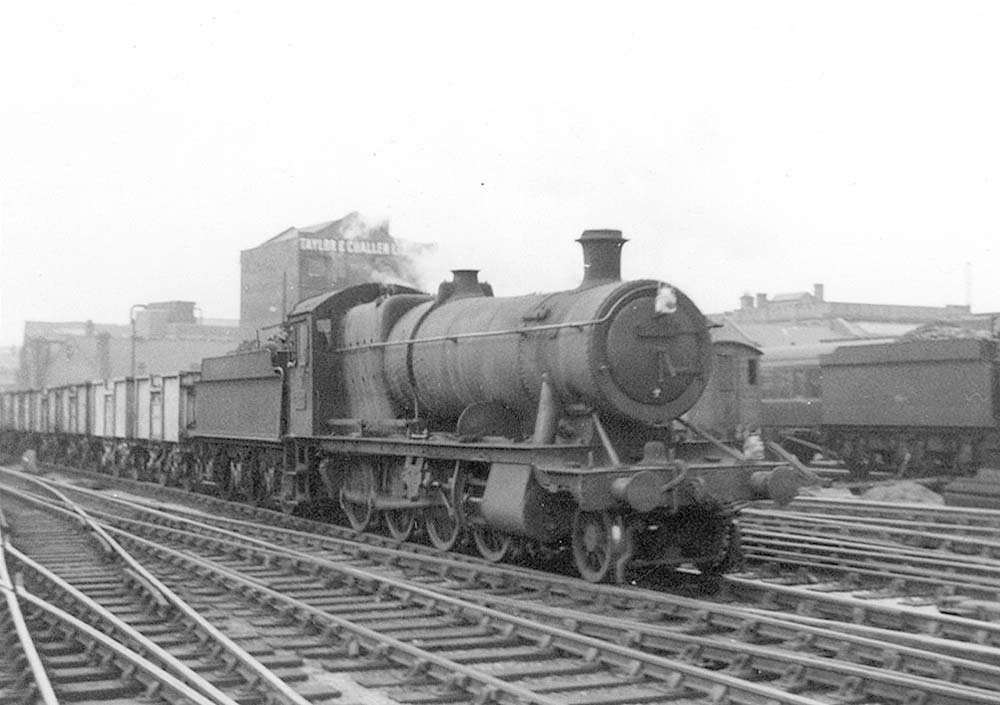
[1,229,801,583]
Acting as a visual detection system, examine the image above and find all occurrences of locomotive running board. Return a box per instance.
[301,434,594,467]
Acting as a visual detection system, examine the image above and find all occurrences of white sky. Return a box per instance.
[2,2,998,346]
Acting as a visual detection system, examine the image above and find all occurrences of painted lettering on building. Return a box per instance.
[299,237,402,256]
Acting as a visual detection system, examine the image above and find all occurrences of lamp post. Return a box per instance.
[129,304,148,440]
[129,304,148,381]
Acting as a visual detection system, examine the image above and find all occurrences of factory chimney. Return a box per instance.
[813,283,824,301]
[577,229,626,286]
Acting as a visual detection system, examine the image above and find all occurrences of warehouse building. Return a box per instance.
[240,212,432,342]
[18,301,241,389]
[713,283,984,348]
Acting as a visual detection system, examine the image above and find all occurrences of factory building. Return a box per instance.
[714,283,984,348]
[240,212,431,342]
[0,346,19,391]
[17,301,241,389]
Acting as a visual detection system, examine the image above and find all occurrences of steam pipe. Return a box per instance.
[532,374,560,445]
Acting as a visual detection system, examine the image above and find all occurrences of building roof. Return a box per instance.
[760,338,895,366]
[252,212,376,248]
[769,291,815,303]
[724,318,919,348]
[708,316,760,348]
[24,320,129,339]
[297,220,338,234]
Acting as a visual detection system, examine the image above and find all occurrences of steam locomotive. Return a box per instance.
[1,230,799,582]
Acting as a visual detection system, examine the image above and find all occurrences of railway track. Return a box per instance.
[4,465,1000,704]
[55,468,1000,648]
[737,501,1000,619]
[758,496,1000,533]
[0,502,255,704]
[742,506,1000,558]
[0,468,850,705]
[0,504,59,705]
[0,485,340,705]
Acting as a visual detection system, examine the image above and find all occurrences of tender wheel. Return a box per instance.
[340,461,376,532]
[425,465,466,551]
[383,508,416,541]
[472,525,512,563]
[572,510,614,582]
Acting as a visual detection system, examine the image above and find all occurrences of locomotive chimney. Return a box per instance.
[451,269,486,299]
[436,270,490,303]
[577,229,626,286]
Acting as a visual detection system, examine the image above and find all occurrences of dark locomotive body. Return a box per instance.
[762,337,1000,475]
[1,230,799,582]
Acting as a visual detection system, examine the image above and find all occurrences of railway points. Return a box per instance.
[3,463,1000,704]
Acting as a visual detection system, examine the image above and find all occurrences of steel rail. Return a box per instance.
[423,580,1000,704]
[722,575,1000,647]
[0,480,569,705]
[739,548,1000,603]
[95,516,835,705]
[740,528,1000,592]
[0,468,313,705]
[14,585,225,705]
[27,469,1000,659]
[5,541,244,705]
[0,505,59,705]
[742,509,1000,557]
[109,527,576,705]
[47,486,840,695]
[40,490,1000,705]
[764,497,1000,528]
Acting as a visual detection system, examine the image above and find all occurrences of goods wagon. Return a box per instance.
[821,338,1000,475]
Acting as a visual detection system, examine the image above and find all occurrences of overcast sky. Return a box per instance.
[2,2,998,345]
